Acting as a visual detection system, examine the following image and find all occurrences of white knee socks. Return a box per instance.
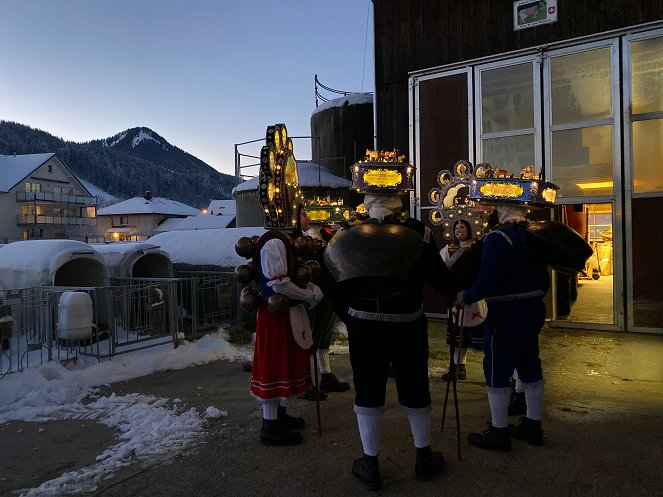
[487,387,512,428]
[523,379,544,420]
[402,405,432,448]
[354,405,383,456]
[316,348,331,374]
[261,398,279,420]
[453,347,468,365]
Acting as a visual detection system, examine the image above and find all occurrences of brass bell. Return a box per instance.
[293,264,312,286]
[235,236,255,258]
[267,293,289,313]
[234,264,254,284]
[239,287,260,312]
[293,235,313,257]
[305,260,321,281]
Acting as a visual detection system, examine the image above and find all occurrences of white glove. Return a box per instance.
[306,282,323,303]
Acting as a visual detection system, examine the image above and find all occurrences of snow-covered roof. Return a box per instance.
[207,200,236,216]
[91,241,172,278]
[0,153,55,192]
[97,196,201,216]
[311,92,373,117]
[0,240,107,290]
[148,227,266,268]
[80,179,118,206]
[155,214,235,232]
[233,161,351,194]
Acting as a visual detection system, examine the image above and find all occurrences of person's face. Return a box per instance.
[299,209,311,230]
[454,222,469,242]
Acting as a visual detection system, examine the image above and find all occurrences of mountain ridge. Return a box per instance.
[0,121,235,209]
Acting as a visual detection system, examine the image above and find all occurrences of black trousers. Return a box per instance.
[346,314,431,409]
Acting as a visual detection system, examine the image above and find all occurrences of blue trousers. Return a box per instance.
[483,299,546,388]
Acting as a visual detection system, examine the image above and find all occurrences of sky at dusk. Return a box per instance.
[0,1,375,176]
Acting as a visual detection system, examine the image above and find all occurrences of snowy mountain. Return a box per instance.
[0,121,235,209]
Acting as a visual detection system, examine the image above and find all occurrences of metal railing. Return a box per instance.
[16,191,97,205]
[17,214,97,226]
[315,74,369,107]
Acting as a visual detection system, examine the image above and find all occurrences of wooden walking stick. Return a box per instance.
[309,307,323,436]
[441,305,464,461]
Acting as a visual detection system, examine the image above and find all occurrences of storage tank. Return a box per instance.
[310,92,374,181]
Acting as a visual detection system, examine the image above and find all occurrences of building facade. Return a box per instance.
[372,1,663,332]
[0,153,97,243]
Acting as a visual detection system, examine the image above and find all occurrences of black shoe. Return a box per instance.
[509,416,543,446]
[415,446,445,481]
[320,373,351,392]
[508,391,527,416]
[277,406,305,430]
[442,364,466,381]
[467,425,512,452]
[352,454,381,491]
[299,386,328,401]
[260,419,303,446]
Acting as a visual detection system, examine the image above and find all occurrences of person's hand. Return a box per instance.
[306,282,324,304]
[453,291,465,309]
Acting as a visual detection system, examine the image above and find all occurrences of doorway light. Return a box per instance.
[576,181,613,190]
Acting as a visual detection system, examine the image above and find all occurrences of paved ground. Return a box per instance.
[2,321,663,497]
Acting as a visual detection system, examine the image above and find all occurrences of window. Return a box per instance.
[548,46,615,198]
[25,181,41,192]
[119,216,129,226]
[630,35,663,193]
[478,60,539,174]
[48,164,53,173]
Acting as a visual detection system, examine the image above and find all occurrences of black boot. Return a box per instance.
[509,416,543,446]
[508,391,527,416]
[415,446,445,481]
[352,454,381,491]
[442,364,466,381]
[299,385,328,401]
[320,373,351,392]
[467,425,511,452]
[277,406,305,430]
[260,419,303,446]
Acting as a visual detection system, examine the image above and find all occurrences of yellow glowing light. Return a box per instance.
[542,188,557,203]
[363,168,403,188]
[202,209,207,214]
[479,182,524,198]
[113,232,120,240]
[576,181,613,190]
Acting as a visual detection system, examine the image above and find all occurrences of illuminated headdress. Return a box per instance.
[428,160,490,242]
[350,149,415,193]
[469,164,558,208]
[258,124,303,229]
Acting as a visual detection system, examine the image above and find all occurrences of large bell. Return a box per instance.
[293,264,312,287]
[305,260,321,281]
[235,237,255,258]
[267,293,289,313]
[234,264,254,284]
[239,287,260,312]
[292,235,313,257]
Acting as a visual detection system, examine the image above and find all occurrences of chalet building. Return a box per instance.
[0,153,97,243]
[96,192,200,242]
[371,1,663,332]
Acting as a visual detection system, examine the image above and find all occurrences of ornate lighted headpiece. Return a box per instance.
[350,149,415,193]
[428,160,491,242]
[469,164,559,208]
[259,124,303,229]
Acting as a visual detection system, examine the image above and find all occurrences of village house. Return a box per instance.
[0,153,97,243]
[96,192,201,242]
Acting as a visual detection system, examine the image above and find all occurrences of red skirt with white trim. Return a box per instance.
[250,304,311,400]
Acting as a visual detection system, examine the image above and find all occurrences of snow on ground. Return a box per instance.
[0,330,253,496]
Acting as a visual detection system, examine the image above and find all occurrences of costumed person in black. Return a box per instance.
[440,219,487,381]
[325,156,455,491]
[295,205,351,400]
[457,202,549,451]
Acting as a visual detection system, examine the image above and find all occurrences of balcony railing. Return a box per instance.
[17,215,97,226]
[16,191,97,206]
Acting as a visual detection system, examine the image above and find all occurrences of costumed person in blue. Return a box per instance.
[325,152,455,490]
[234,124,324,446]
[440,218,487,381]
[455,174,559,451]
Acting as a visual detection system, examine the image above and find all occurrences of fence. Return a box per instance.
[0,271,238,379]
